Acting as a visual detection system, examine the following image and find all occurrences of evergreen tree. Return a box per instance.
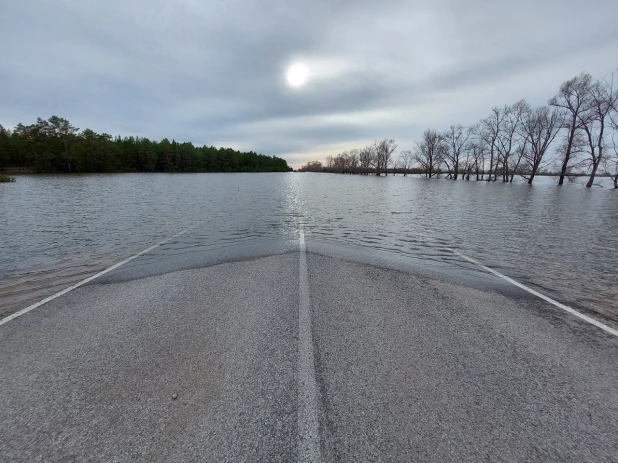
[0,116,293,174]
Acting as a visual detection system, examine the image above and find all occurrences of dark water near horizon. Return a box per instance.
[1,173,617,322]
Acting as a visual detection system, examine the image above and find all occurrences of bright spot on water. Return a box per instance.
[286,64,309,87]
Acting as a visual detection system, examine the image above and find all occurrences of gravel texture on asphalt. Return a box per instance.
[1,250,617,462]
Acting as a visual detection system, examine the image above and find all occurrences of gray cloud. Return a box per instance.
[1,0,616,167]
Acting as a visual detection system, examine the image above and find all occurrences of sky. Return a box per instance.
[1,0,617,169]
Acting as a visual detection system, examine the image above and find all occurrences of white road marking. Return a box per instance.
[0,221,204,327]
[297,227,322,463]
[444,246,618,338]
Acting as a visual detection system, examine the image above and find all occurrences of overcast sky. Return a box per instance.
[1,0,616,168]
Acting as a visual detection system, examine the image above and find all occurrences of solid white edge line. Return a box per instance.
[297,227,322,463]
[444,247,618,338]
[0,221,203,327]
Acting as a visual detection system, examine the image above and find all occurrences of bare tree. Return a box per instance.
[549,72,593,185]
[508,138,529,182]
[465,125,486,180]
[299,160,323,172]
[605,138,618,188]
[348,149,360,172]
[372,139,397,176]
[578,75,618,187]
[494,100,528,182]
[359,146,374,175]
[398,149,414,177]
[341,151,350,173]
[519,105,563,184]
[414,129,445,178]
[478,107,511,181]
[332,151,350,173]
[472,142,486,180]
[460,139,481,180]
[442,125,472,180]
[607,107,618,188]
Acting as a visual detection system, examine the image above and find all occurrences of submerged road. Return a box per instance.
[1,228,618,462]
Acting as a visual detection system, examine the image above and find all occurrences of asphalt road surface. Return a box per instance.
[1,232,618,462]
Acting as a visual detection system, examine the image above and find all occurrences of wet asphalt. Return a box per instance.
[1,237,618,462]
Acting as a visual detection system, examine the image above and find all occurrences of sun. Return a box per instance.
[286,63,309,87]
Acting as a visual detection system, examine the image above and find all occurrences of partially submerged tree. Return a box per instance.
[607,110,618,188]
[332,151,349,173]
[496,100,528,182]
[414,129,445,178]
[372,139,397,176]
[442,125,471,180]
[310,69,618,187]
[398,149,414,177]
[359,146,374,175]
[348,149,360,172]
[478,107,508,181]
[605,144,618,189]
[462,140,485,180]
[299,160,323,172]
[508,138,529,183]
[578,76,618,187]
[519,105,563,184]
[549,72,592,185]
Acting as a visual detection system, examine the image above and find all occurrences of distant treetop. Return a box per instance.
[0,116,292,174]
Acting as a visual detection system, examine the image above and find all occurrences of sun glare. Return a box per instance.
[286,63,309,87]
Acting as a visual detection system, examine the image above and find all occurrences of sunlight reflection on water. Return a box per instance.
[1,173,616,320]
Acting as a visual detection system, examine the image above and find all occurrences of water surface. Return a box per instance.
[1,173,616,322]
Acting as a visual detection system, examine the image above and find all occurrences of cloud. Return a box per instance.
[1,0,616,168]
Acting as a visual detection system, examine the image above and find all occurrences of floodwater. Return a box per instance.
[1,173,616,323]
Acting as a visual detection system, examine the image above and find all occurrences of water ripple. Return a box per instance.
[1,173,616,322]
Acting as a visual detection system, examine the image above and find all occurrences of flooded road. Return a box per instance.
[1,173,616,322]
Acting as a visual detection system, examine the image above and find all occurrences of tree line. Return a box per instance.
[0,116,291,174]
[300,71,618,188]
